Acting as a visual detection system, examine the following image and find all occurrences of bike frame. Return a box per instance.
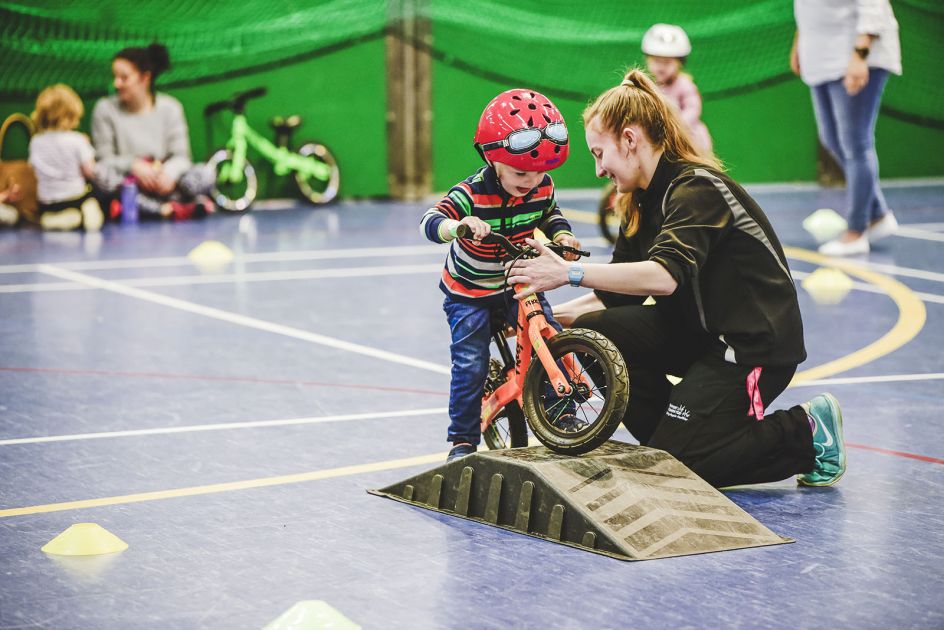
[219,114,333,184]
[480,285,587,434]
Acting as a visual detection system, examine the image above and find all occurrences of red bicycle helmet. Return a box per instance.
[473,89,569,172]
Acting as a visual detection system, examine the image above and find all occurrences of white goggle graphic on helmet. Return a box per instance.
[480,122,568,154]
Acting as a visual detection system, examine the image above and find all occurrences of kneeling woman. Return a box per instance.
[506,68,845,489]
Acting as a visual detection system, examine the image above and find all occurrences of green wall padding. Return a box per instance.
[2,0,942,197]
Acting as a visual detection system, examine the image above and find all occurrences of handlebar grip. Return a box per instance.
[452,223,471,239]
[203,100,230,117]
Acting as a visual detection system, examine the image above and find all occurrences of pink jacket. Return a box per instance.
[658,73,713,155]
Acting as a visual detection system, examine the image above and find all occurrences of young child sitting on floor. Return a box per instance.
[28,84,104,231]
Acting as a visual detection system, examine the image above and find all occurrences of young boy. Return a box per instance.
[420,88,581,461]
[28,84,104,231]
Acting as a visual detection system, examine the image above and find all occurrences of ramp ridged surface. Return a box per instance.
[370,441,791,560]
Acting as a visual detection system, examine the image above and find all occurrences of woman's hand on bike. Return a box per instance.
[459,216,491,242]
[553,233,582,261]
[505,238,569,299]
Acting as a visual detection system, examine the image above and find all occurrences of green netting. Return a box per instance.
[0,0,388,97]
[1,0,942,128]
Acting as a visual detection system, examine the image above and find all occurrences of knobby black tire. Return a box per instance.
[522,328,629,455]
[295,141,340,204]
[207,148,257,212]
[482,400,528,450]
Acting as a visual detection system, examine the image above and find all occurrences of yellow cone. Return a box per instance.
[802,208,847,243]
[187,240,234,270]
[263,601,360,630]
[802,267,854,305]
[41,523,128,556]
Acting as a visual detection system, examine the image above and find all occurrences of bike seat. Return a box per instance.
[270,115,303,132]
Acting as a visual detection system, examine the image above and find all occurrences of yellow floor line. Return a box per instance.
[0,452,444,518]
[3,220,926,520]
[560,208,927,383]
[785,247,926,383]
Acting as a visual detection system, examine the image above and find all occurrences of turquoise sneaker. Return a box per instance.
[797,393,846,486]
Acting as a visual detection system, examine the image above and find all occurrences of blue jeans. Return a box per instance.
[443,293,561,445]
[810,68,890,233]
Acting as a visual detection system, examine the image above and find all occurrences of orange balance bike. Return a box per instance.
[454,225,630,455]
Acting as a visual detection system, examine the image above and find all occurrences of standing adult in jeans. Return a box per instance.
[791,0,902,256]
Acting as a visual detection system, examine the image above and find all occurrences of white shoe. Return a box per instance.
[867,211,898,242]
[818,233,870,256]
[0,203,18,226]
[40,207,83,231]
[81,198,104,232]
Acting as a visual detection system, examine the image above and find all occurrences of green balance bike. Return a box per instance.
[204,87,340,211]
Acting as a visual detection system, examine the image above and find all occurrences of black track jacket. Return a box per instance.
[597,155,807,367]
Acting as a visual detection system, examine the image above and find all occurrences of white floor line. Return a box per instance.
[0,244,443,274]
[894,227,944,243]
[790,372,944,388]
[0,407,448,446]
[791,270,944,305]
[38,264,451,375]
[0,263,441,293]
[800,258,944,284]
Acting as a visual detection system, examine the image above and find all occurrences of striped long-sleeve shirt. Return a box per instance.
[420,165,573,301]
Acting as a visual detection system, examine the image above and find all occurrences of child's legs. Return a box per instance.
[443,296,493,445]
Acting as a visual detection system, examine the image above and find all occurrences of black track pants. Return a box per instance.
[574,305,815,488]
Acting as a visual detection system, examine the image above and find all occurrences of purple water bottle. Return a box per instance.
[120,176,139,224]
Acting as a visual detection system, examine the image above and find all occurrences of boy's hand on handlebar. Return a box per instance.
[505,238,568,299]
[459,216,491,242]
[554,234,582,261]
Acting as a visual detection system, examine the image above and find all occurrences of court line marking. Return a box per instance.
[894,227,944,243]
[791,270,944,305]
[0,366,447,396]
[38,265,451,376]
[0,263,442,293]
[0,244,443,274]
[0,452,446,518]
[792,372,944,387]
[564,209,929,383]
[2,439,939,520]
[785,247,927,383]
[0,407,448,447]
[2,230,930,518]
[846,443,944,465]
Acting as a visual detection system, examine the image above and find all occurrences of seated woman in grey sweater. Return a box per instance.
[92,43,213,220]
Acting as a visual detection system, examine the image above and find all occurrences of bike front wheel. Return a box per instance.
[295,141,340,204]
[522,328,629,455]
[207,148,258,212]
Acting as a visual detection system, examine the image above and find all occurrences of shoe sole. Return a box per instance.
[797,392,846,487]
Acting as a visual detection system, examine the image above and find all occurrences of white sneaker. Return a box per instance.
[0,203,18,226]
[40,207,83,231]
[818,232,870,256]
[81,198,104,232]
[867,211,898,242]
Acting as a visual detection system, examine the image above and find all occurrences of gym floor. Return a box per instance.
[1,182,941,629]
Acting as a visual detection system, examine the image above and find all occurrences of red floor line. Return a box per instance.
[847,442,944,464]
[0,366,446,397]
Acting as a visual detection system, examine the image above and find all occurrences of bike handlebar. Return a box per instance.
[203,87,269,117]
[453,223,590,261]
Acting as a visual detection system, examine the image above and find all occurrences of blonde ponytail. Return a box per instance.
[584,68,722,237]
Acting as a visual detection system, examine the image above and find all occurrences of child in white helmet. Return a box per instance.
[642,23,713,156]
